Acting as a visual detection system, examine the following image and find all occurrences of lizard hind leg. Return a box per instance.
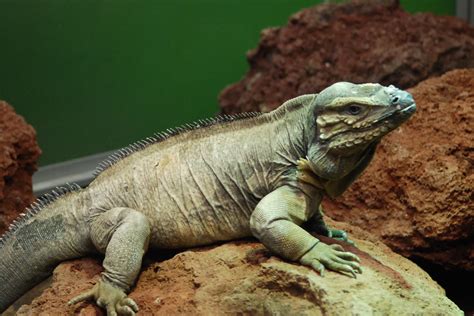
[69,207,151,316]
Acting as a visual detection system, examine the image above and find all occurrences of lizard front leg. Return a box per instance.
[303,205,354,245]
[69,207,150,316]
[250,185,361,278]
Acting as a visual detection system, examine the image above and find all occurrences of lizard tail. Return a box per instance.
[0,184,93,312]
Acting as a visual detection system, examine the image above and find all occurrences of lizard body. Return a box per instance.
[0,82,416,315]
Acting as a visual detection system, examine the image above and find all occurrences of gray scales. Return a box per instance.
[0,82,416,315]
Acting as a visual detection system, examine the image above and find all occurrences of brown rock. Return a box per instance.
[11,220,462,315]
[219,0,474,114]
[323,69,474,271]
[0,101,41,235]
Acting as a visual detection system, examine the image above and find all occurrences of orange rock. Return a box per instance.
[0,101,41,235]
[11,221,461,315]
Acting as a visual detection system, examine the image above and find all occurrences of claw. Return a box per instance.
[106,303,118,316]
[117,305,136,316]
[319,264,325,277]
[310,260,325,277]
[122,298,139,312]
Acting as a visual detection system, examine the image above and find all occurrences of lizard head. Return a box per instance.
[313,82,416,156]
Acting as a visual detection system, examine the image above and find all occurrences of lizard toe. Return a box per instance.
[116,297,139,315]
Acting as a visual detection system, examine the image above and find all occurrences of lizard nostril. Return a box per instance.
[391,96,399,104]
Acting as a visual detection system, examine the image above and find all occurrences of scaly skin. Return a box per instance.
[0,82,416,315]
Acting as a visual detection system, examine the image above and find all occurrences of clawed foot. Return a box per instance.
[68,279,139,316]
[327,229,355,246]
[300,242,362,278]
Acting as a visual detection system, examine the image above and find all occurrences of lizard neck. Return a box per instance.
[307,143,371,180]
[268,95,314,167]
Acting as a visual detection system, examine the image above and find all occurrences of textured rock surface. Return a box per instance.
[323,69,474,271]
[219,0,474,114]
[10,220,462,315]
[0,101,41,235]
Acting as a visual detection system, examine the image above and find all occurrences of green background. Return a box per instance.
[0,0,455,166]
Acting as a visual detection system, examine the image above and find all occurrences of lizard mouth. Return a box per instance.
[388,102,416,125]
[370,101,416,126]
[397,102,416,114]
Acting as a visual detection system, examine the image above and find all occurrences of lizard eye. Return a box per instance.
[346,104,362,115]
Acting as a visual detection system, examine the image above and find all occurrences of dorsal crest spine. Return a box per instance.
[93,112,262,177]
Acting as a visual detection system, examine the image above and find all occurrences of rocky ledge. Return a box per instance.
[10,220,461,315]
